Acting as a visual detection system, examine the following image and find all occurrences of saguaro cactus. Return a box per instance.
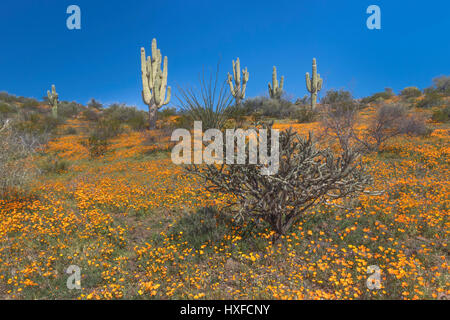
[305,58,323,110]
[268,66,284,100]
[141,38,171,129]
[227,58,249,105]
[47,85,59,118]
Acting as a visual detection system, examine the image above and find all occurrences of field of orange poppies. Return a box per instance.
[0,109,448,300]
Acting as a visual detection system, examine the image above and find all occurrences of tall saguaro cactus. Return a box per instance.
[227,58,249,105]
[305,58,323,110]
[141,38,171,129]
[268,66,284,100]
[47,85,59,118]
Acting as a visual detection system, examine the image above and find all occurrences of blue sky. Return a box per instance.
[0,0,449,109]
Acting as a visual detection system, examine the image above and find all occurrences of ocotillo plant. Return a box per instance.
[268,66,284,100]
[305,58,323,110]
[227,58,249,105]
[47,85,59,118]
[141,38,171,129]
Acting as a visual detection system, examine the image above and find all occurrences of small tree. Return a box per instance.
[319,90,358,151]
[187,126,375,242]
[353,104,407,152]
[399,86,421,99]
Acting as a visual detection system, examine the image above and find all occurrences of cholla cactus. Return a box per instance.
[141,38,171,129]
[305,58,323,110]
[47,85,58,118]
[268,66,284,100]
[227,58,249,105]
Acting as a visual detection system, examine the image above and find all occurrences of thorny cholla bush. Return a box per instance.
[187,125,377,241]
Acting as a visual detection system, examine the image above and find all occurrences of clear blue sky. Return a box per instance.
[0,0,449,109]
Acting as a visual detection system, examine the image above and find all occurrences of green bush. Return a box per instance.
[84,118,123,158]
[13,113,61,137]
[102,103,148,131]
[158,107,177,119]
[86,135,109,158]
[241,97,298,119]
[293,106,317,123]
[81,108,101,121]
[416,91,443,108]
[21,99,40,110]
[58,101,85,119]
[361,88,395,104]
[0,102,17,115]
[38,156,70,174]
[87,98,103,110]
[432,106,450,122]
[168,207,229,249]
[400,86,422,99]
[90,118,123,140]
[431,75,450,95]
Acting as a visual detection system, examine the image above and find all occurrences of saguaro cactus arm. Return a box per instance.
[47,85,59,118]
[227,58,249,105]
[268,66,284,99]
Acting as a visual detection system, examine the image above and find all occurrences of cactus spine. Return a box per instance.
[268,66,284,100]
[227,58,249,105]
[141,38,171,129]
[305,58,323,110]
[47,85,59,118]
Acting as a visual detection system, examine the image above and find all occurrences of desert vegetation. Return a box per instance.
[0,46,448,300]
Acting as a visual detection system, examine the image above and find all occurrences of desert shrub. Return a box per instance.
[398,114,431,136]
[361,88,395,104]
[400,86,422,99]
[319,90,358,150]
[127,115,147,131]
[86,135,109,158]
[84,118,123,158]
[432,106,450,122]
[295,95,310,106]
[0,102,17,115]
[293,105,317,123]
[38,156,70,175]
[355,104,407,152]
[187,126,375,241]
[431,75,450,95]
[320,89,354,106]
[12,113,59,141]
[0,92,20,103]
[21,99,40,110]
[241,97,298,119]
[87,98,103,110]
[58,101,85,119]
[81,108,101,121]
[416,91,443,109]
[102,103,147,131]
[177,68,234,131]
[64,127,77,135]
[0,121,38,198]
[158,107,177,119]
[91,118,123,139]
[141,126,175,155]
[168,207,230,249]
